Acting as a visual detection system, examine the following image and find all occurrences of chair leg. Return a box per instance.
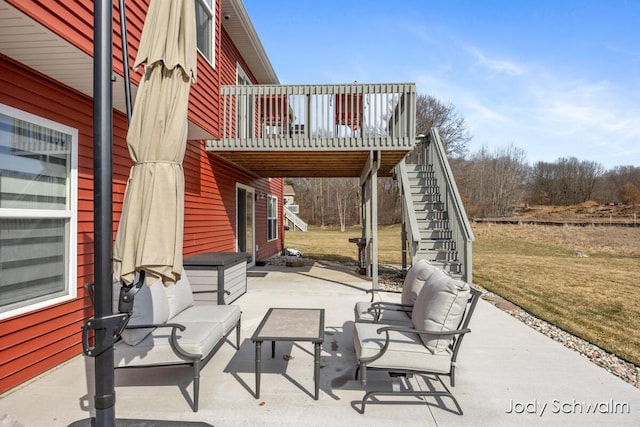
[359,374,463,415]
[450,365,456,386]
[236,318,241,349]
[193,360,201,412]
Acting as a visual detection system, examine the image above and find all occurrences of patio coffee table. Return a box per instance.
[251,308,325,399]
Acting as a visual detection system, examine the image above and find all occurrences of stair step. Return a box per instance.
[407,164,434,173]
[408,177,438,187]
[412,257,462,275]
[420,229,453,240]
[410,185,439,195]
[404,161,466,279]
[416,250,459,262]
[418,219,450,229]
[413,201,445,211]
[408,173,435,180]
[415,210,448,220]
[419,239,457,250]
[411,193,441,203]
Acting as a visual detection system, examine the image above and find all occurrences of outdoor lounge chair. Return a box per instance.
[353,259,442,324]
[352,271,481,414]
[86,269,242,412]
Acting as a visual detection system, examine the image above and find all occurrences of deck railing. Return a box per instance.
[211,83,416,150]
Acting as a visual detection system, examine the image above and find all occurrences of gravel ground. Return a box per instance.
[269,256,639,389]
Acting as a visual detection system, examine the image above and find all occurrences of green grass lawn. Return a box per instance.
[285,223,640,367]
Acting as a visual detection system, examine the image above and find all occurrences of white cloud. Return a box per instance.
[466,46,526,77]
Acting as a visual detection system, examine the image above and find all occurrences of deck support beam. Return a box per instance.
[360,150,380,288]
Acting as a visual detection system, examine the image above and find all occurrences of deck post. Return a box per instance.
[360,151,380,288]
[371,151,379,289]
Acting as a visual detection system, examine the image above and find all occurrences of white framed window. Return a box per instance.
[195,0,215,66]
[0,104,78,320]
[267,195,278,241]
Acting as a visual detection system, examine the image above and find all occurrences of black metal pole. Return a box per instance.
[118,0,132,125]
[93,0,115,425]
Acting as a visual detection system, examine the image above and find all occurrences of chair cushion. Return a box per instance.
[114,321,224,367]
[400,260,439,306]
[354,301,412,325]
[353,322,452,374]
[411,275,470,353]
[164,269,195,319]
[112,275,170,346]
[171,304,241,336]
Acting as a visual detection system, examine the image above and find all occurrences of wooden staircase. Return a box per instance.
[406,163,463,276]
[396,128,474,283]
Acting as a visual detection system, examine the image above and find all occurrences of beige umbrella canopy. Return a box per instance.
[113,0,196,286]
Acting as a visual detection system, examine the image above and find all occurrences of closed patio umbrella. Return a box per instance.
[113,0,197,286]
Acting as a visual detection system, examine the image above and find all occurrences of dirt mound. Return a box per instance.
[509,203,640,223]
[578,200,600,208]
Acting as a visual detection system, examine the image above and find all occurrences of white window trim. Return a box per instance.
[236,63,250,85]
[196,0,216,68]
[0,103,78,320]
[235,183,255,267]
[267,194,278,242]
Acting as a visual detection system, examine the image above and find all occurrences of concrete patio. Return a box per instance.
[1,262,639,427]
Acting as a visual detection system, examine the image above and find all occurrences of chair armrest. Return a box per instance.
[366,302,412,322]
[376,324,471,337]
[369,301,412,310]
[359,324,472,364]
[365,288,401,302]
[125,322,201,360]
[366,288,402,295]
[192,289,231,295]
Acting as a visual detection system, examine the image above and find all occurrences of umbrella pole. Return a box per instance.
[118,0,132,125]
[93,0,116,425]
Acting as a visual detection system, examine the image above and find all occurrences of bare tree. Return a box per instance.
[595,165,640,203]
[414,94,471,158]
[460,144,529,217]
[530,157,604,205]
[378,177,401,225]
[617,182,640,205]
[329,178,359,231]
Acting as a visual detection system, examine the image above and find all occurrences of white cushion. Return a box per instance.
[114,321,224,366]
[171,304,241,336]
[165,269,195,319]
[112,275,170,346]
[411,275,470,353]
[400,260,439,306]
[353,322,452,374]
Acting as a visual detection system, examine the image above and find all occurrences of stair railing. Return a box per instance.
[395,160,421,263]
[284,205,308,232]
[421,128,475,283]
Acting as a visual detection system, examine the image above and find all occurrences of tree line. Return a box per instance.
[288,94,640,227]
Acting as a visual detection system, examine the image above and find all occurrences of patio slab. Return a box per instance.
[1,262,639,426]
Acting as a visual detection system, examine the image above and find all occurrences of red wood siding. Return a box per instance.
[0,0,286,394]
[7,0,221,139]
[0,55,122,393]
[215,27,285,260]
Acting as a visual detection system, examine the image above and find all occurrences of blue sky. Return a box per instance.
[242,0,640,170]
